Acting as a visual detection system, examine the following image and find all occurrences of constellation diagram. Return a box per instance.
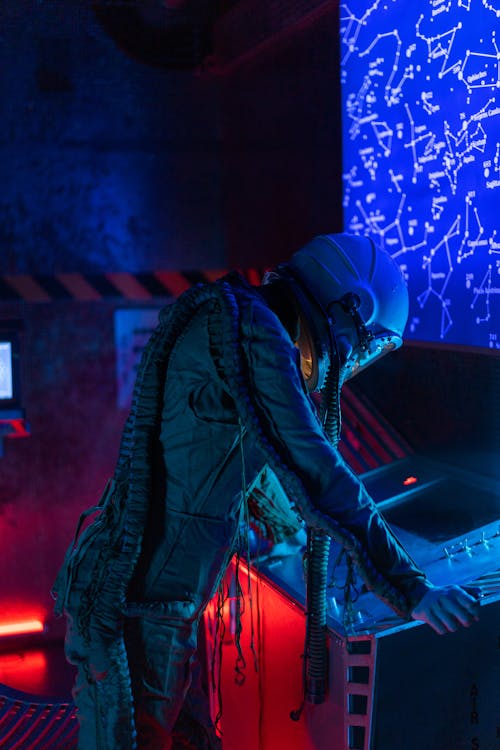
[341,0,500,349]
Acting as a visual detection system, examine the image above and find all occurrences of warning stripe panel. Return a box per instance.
[153,271,193,298]
[3,276,52,303]
[0,269,265,303]
[34,275,74,300]
[182,270,210,287]
[134,273,174,297]
[105,273,152,301]
[0,278,22,301]
[203,269,228,283]
[56,273,102,301]
[83,274,122,298]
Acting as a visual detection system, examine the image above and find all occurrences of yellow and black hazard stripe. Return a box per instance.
[0,269,264,302]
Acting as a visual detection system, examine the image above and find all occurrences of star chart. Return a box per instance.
[341,0,500,348]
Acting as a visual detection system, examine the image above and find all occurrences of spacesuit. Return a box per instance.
[53,234,477,750]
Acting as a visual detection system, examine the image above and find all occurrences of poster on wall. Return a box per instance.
[341,0,500,349]
[114,307,166,409]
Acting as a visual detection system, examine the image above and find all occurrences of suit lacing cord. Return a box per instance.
[210,420,263,745]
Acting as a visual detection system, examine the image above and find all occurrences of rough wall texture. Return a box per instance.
[0,0,225,275]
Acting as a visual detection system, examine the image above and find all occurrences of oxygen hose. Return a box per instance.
[304,354,339,705]
[305,528,331,703]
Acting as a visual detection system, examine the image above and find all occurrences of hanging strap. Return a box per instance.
[52,478,115,616]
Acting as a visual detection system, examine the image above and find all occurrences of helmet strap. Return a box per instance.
[336,292,374,352]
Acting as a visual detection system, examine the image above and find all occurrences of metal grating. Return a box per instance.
[340,385,413,474]
[0,686,77,750]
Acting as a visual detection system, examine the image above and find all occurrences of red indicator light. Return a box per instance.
[403,476,418,486]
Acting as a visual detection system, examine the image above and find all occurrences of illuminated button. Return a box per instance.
[403,475,418,486]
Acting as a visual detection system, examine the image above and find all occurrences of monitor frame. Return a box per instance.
[0,327,22,412]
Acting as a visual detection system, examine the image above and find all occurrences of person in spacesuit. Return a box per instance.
[53,233,479,750]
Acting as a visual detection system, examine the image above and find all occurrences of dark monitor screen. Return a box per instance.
[340,2,500,349]
[382,478,500,543]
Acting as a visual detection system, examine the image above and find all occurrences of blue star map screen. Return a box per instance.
[340,0,500,349]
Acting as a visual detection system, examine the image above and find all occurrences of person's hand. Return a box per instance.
[411,584,480,634]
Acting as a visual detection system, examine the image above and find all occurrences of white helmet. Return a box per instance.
[285,233,409,390]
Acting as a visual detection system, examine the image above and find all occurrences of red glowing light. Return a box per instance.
[403,475,418,486]
[0,619,44,637]
[0,650,48,694]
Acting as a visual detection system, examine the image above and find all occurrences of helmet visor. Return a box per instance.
[296,313,326,392]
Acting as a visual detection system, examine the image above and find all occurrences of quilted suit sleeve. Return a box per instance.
[239,296,432,613]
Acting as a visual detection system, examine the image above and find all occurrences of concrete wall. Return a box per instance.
[1,0,225,275]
